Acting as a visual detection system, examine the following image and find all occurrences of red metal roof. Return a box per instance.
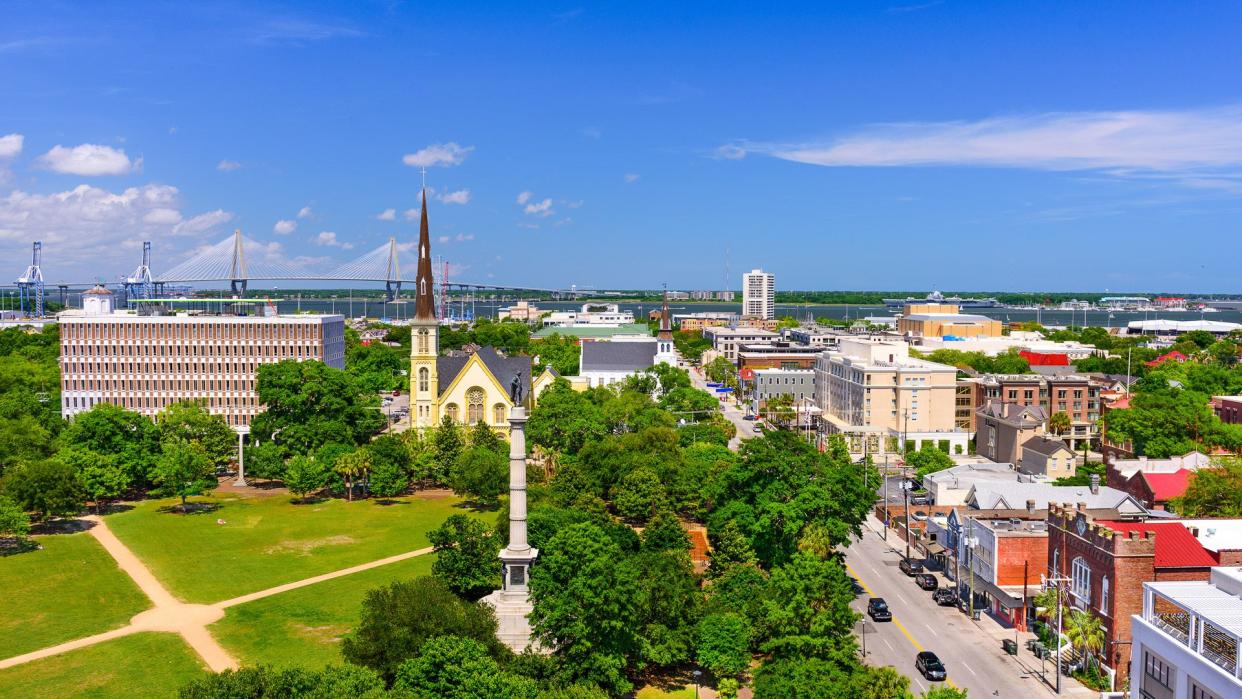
[1139,469,1193,502]
[1020,350,1069,366]
[1096,521,1218,568]
[1145,350,1187,367]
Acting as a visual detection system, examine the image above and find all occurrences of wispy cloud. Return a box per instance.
[37,143,138,176]
[217,159,242,172]
[273,219,297,235]
[887,1,943,14]
[248,18,364,46]
[624,173,640,183]
[297,206,313,219]
[524,198,554,216]
[730,105,1242,188]
[172,209,233,235]
[438,189,471,205]
[376,208,397,221]
[403,142,472,168]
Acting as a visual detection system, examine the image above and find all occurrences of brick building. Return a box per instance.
[1119,469,1193,511]
[977,373,1102,451]
[1212,395,1242,425]
[1045,505,1238,684]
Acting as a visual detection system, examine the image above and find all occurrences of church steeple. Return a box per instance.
[655,284,675,365]
[658,285,672,340]
[414,188,436,321]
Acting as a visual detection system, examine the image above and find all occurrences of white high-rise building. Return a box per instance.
[742,268,775,320]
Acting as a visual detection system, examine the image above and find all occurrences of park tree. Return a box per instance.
[58,403,161,489]
[530,333,582,376]
[758,552,859,660]
[158,401,236,467]
[662,386,720,419]
[1173,458,1242,517]
[450,446,507,507]
[432,415,465,480]
[705,356,738,389]
[612,466,666,521]
[763,394,796,426]
[641,509,690,553]
[179,664,387,698]
[252,360,385,455]
[707,519,758,576]
[151,440,215,510]
[631,548,703,668]
[342,576,505,683]
[368,449,411,498]
[529,522,640,695]
[333,449,372,501]
[346,340,405,392]
[284,455,329,503]
[245,441,287,482]
[527,379,605,455]
[1048,410,1072,436]
[696,612,752,682]
[0,460,84,521]
[0,495,31,545]
[58,448,129,514]
[393,635,537,699]
[428,514,503,600]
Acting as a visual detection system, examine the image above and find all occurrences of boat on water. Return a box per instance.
[883,290,1001,309]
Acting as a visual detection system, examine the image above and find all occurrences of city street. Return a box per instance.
[686,363,757,448]
[845,517,1089,698]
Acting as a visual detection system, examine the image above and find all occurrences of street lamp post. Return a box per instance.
[691,669,701,699]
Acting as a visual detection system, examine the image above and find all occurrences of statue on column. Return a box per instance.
[509,371,524,404]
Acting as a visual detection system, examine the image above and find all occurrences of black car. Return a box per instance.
[898,557,924,576]
[866,597,892,622]
[932,587,957,606]
[915,651,947,681]
[914,573,938,590]
[909,492,930,505]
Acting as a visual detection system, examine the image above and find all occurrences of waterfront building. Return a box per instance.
[542,303,635,327]
[58,286,344,427]
[896,302,1003,339]
[742,268,775,320]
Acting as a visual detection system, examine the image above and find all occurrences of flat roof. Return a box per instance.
[532,323,651,338]
[1146,577,1242,639]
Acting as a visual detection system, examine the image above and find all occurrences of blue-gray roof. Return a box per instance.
[580,341,657,372]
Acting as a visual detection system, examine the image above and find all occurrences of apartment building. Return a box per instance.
[814,338,966,454]
[59,286,345,427]
[976,373,1102,450]
[749,368,815,414]
[1131,567,1242,699]
[702,326,779,362]
[742,268,775,320]
[736,341,824,370]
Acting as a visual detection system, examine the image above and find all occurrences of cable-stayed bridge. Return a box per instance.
[8,231,580,314]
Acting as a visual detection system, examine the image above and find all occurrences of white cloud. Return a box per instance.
[143,208,183,225]
[438,235,450,244]
[37,143,136,176]
[172,209,234,235]
[314,230,353,249]
[402,142,472,168]
[713,144,748,160]
[524,198,554,216]
[515,191,532,205]
[403,208,420,221]
[624,173,640,183]
[0,134,22,159]
[297,206,313,219]
[438,189,470,205]
[216,159,242,172]
[455,233,474,242]
[0,183,201,271]
[376,208,397,221]
[273,219,297,235]
[747,106,1242,178]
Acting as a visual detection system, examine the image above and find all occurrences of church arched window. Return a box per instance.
[418,329,429,354]
[445,403,459,422]
[418,367,429,393]
[466,387,485,425]
[493,403,506,424]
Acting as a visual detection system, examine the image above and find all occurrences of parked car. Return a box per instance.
[742,413,756,420]
[915,651,947,681]
[866,597,892,622]
[932,587,957,606]
[898,557,924,576]
[914,573,939,591]
[909,492,930,505]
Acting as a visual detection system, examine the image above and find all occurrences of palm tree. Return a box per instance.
[334,450,372,502]
[1033,585,1060,621]
[1048,411,1072,436]
[1065,608,1105,672]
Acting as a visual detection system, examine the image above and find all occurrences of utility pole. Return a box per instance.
[882,456,889,542]
[1044,571,1071,695]
[967,518,976,620]
[903,478,912,561]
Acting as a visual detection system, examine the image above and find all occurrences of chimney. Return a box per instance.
[1026,499,1037,514]
[1090,473,1100,494]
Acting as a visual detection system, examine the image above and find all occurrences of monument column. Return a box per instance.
[482,406,540,652]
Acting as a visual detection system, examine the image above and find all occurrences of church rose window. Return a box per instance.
[467,387,485,424]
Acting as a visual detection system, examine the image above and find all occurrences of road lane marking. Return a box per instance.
[924,622,939,637]
[846,560,958,690]
[962,661,977,676]
[882,637,894,651]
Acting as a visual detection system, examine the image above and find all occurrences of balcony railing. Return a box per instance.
[1153,612,1190,644]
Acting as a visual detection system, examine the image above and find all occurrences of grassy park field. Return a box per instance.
[1,532,150,658]
[0,632,207,699]
[0,490,482,698]
[105,490,477,603]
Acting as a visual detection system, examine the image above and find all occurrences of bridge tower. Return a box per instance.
[383,237,401,302]
[15,241,45,317]
[124,241,155,305]
[228,230,248,296]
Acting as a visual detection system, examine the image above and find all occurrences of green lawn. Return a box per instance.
[0,632,207,699]
[211,552,435,668]
[105,491,479,604]
[1,532,150,659]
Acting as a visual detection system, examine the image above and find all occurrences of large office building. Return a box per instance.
[742,268,775,320]
[59,287,345,427]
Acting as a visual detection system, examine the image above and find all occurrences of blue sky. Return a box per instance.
[3,1,1241,292]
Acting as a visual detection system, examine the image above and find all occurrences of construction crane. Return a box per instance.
[124,241,155,306]
[15,241,45,317]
